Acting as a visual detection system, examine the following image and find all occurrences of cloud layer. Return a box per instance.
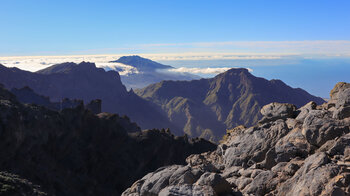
[167,67,253,74]
[0,54,283,72]
[0,55,138,74]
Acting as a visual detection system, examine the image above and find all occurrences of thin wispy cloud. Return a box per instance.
[139,40,350,56]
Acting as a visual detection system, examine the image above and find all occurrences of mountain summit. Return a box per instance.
[136,68,325,141]
[110,56,199,89]
[36,61,97,74]
[112,55,173,72]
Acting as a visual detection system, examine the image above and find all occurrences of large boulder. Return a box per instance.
[277,152,349,196]
[295,101,317,121]
[122,166,231,196]
[196,172,231,194]
[329,82,350,105]
[329,82,350,119]
[302,110,349,147]
[224,119,289,168]
[259,102,297,124]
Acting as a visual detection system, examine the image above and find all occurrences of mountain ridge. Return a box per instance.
[0,62,176,132]
[136,68,325,141]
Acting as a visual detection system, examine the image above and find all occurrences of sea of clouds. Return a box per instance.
[0,54,259,75]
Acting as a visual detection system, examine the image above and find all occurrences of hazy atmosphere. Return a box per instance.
[1,0,350,97]
[1,1,350,195]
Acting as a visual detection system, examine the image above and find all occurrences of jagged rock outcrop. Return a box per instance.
[136,68,325,142]
[0,171,47,195]
[85,99,102,114]
[124,82,350,196]
[11,86,102,114]
[0,86,216,195]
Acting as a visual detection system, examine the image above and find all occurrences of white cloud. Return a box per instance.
[167,67,253,74]
[0,55,137,74]
[139,40,350,56]
[96,62,139,75]
[0,54,282,72]
[0,43,349,74]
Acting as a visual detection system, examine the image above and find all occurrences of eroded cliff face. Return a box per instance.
[123,82,350,196]
[0,85,216,195]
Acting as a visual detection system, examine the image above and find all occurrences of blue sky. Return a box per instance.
[1,0,350,98]
[1,0,350,55]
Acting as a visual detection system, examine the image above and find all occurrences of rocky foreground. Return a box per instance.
[123,82,350,196]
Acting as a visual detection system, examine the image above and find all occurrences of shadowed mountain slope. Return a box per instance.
[136,68,325,141]
[11,86,102,114]
[0,62,176,132]
[0,85,216,195]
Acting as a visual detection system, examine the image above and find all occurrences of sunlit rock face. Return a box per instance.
[124,82,350,196]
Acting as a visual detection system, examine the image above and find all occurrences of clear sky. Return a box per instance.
[1,0,350,55]
[1,0,350,98]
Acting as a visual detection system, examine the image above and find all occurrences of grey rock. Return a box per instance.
[271,160,301,177]
[169,166,201,185]
[139,165,182,195]
[296,101,317,121]
[302,110,349,146]
[329,82,350,103]
[159,184,216,196]
[324,133,350,157]
[330,83,350,108]
[123,166,229,195]
[274,127,311,162]
[221,166,242,178]
[277,152,341,196]
[285,118,298,129]
[243,171,276,196]
[333,106,350,119]
[236,177,252,190]
[224,119,289,168]
[123,82,350,196]
[196,172,232,194]
[259,102,297,124]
